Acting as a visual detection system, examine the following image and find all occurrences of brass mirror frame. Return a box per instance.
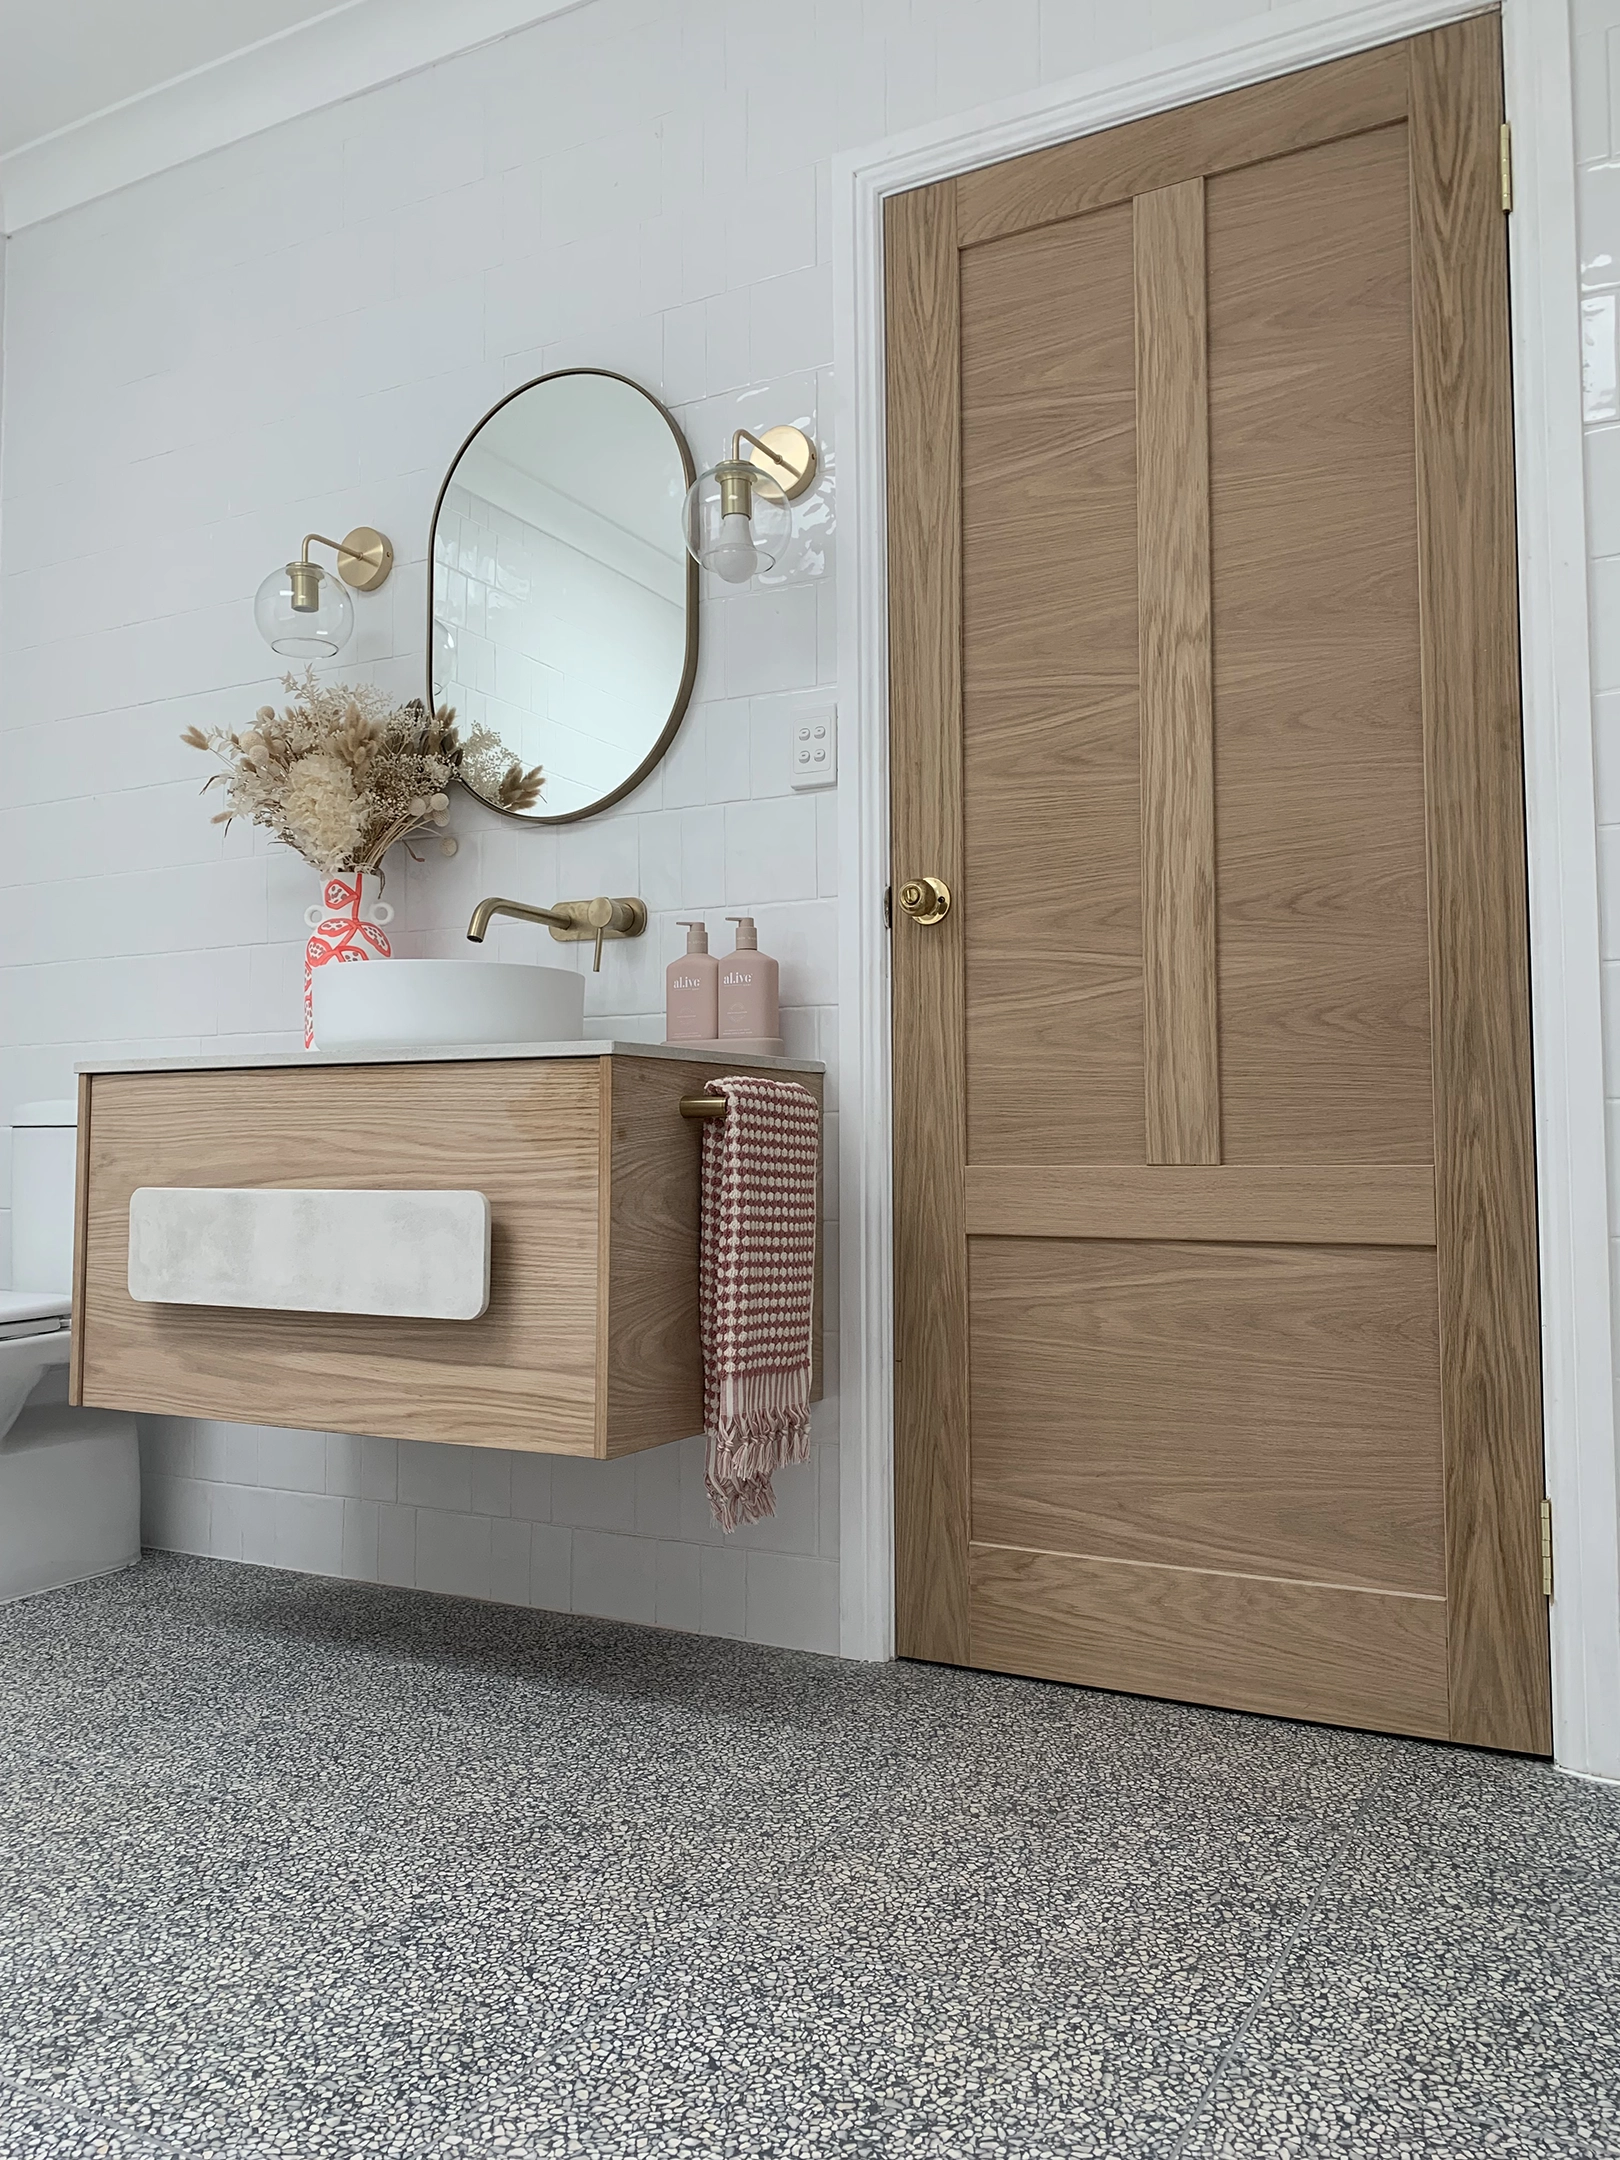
[426,367,700,826]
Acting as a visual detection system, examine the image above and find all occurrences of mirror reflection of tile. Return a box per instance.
[431,375,691,820]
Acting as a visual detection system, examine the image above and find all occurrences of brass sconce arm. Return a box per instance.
[467,895,649,971]
[288,527,395,606]
[725,425,819,502]
[731,429,799,481]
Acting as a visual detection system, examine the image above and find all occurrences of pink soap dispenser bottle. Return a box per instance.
[718,916,783,1056]
[666,921,719,1042]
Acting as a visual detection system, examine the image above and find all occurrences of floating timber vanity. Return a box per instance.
[70,1044,823,1456]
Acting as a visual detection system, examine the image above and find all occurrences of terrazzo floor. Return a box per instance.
[0,1555,1617,2159]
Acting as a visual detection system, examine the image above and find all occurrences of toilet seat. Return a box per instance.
[2,1102,139,1601]
[0,1293,73,1440]
[0,1290,72,1340]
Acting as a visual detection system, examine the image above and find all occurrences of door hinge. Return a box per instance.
[883,884,893,930]
[1541,1497,1553,1600]
[1500,121,1513,214]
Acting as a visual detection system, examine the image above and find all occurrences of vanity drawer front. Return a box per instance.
[74,1060,604,1453]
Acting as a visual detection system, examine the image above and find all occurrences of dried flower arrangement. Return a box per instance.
[459,721,548,814]
[181,671,546,872]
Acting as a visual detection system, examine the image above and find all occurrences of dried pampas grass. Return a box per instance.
[459,722,545,814]
[182,672,543,874]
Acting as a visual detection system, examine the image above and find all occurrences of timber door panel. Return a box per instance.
[961,205,1144,1168]
[1209,126,1436,1165]
[968,1241,1446,1593]
[888,16,1551,1751]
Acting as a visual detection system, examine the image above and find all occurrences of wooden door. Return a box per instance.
[887,17,1551,1751]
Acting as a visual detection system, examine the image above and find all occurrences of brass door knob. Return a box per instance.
[897,875,951,925]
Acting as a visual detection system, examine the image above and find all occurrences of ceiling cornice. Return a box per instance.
[0,0,584,236]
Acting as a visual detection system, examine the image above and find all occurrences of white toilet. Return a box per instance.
[0,1100,140,1601]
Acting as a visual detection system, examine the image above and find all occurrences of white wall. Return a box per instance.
[0,0,1609,1658]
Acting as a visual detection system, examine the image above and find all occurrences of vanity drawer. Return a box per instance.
[71,1054,820,1456]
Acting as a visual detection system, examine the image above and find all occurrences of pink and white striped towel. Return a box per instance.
[698,1074,820,1531]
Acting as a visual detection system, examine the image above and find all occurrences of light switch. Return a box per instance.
[789,704,837,790]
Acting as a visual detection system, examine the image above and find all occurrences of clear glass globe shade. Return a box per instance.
[254,561,354,658]
[681,462,791,582]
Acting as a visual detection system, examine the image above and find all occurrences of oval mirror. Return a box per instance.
[428,370,697,823]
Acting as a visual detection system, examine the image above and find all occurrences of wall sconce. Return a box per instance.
[254,528,394,658]
[681,425,818,585]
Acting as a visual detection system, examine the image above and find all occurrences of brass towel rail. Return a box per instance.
[679,1093,728,1120]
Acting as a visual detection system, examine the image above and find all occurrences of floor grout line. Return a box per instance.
[1166,1765,1395,2160]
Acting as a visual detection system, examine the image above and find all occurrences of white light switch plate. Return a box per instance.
[790,704,837,790]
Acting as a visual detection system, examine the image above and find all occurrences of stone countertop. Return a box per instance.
[77,1041,825,1078]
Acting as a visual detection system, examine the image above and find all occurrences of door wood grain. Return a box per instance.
[968,1238,1446,1594]
[1208,122,1435,1166]
[962,1164,1436,1244]
[888,177,972,1663]
[956,47,1410,247]
[1408,21,1549,1752]
[1135,178,1220,1165]
[889,21,1550,1748]
[961,205,1143,1169]
[970,1545,1451,1738]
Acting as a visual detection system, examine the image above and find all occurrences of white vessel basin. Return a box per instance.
[312,960,584,1052]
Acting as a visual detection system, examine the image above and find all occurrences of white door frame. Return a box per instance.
[831,0,1620,1782]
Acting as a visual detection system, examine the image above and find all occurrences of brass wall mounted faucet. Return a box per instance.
[466,895,648,971]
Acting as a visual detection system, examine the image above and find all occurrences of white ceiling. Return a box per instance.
[0,0,353,157]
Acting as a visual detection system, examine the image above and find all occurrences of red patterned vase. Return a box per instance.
[303,870,393,1049]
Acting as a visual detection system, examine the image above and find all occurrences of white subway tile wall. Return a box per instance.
[137,1414,840,1652]
[2,0,1605,1657]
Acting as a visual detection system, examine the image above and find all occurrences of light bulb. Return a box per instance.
[682,461,791,583]
[709,512,762,585]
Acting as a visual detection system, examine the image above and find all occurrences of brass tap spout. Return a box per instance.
[466,896,572,943]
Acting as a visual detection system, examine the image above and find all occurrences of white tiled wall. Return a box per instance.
[138,1420,840,1651]
[1,0,1609,1653]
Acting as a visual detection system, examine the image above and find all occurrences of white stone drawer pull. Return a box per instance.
[127,1188,491,1321]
